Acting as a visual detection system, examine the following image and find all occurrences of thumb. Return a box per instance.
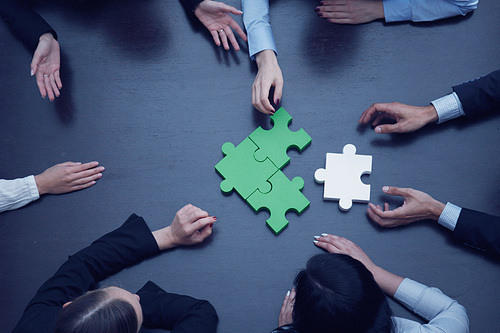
[217,2,242,15]
[30,52,42,76]
[375,123,401,134]
[382,186,408,198]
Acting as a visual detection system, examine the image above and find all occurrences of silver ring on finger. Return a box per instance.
[43,74,49,77]
[219,29,224,33]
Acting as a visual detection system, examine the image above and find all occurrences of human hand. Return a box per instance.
[253,50,283,115]
[358,102,438,134]
[31,33,62,101]
[153,204,216,250]
[34,161,104,195]
[315,0,384,24]
[314,234,377,273]
[194,0,247,51]
[278,288,295,327]
[367,186,445,227]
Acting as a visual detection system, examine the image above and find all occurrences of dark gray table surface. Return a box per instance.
[1,0,499,332]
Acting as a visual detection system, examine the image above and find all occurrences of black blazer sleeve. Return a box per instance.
[452,69,500,117]
[454,208,500,255]
[180,0,203,12]
[0,0,57,52]
[13,214,159,333]
[138,281,218,333]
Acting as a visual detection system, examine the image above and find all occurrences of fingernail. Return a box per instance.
[209,223,214,228]
[321,233,328,237]
[276,99,280,104]
[213,216,217,221]
[286,290,290,297]
[318,12,323,17]
[319,1,324,5]
[315,7,320,12]
[375,127,382,133]
[382,186,389,192]
[30,69,34,76]
[313,240,319,244]
[314,235,321,240]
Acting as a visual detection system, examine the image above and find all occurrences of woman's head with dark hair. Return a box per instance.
[55,287,142,333]
[292,253,393,333]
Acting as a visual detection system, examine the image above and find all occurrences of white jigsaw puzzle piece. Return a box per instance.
[314,144,372,211]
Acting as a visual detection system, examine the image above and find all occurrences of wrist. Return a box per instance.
[429,199,446,221]
[422,104,438,124]
[152,226,177,250]
[39,32,55,43]
[34,174,47,195]
[255,49,277,67]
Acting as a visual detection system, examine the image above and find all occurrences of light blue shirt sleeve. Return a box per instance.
[392,278,469,332]
[383,0,478,22]
[241,0,277,60]
[0,175,40,213]
[431,92,465,124]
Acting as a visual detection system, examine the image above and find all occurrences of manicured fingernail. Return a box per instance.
[313,240,319,244]
[213,216,217,221]
[321,233,328,237]
[286,290,290,297]
[375,127,382,133]
[314,235,321,239]
[276,99,280,104]
[383,186,389,192]
[209,223,214,228]
[319,1,324,5]
[318,12,323,17]
[315,7,320,12]
[30,69,34,76]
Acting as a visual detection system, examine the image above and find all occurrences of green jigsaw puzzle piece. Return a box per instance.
[215,137,277,199]
[249,107,312,169]
[247,171,310,235]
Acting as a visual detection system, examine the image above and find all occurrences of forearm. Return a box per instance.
[242,0,276,59]
[0,176,39,213]
[370,265,404,297]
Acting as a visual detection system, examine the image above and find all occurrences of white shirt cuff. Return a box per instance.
[431,92,465,124]
[438,202,462,231]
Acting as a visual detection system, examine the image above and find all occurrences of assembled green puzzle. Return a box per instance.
[215,108,312,235]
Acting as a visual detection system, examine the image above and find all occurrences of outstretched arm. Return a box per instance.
[314,235,469,332]
[14,205,216,331]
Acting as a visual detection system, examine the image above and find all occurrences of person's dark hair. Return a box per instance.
[292,253,393,333]
[55,289,138,333]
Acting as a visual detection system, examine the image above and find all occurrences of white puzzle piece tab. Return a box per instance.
[314,144,372,211]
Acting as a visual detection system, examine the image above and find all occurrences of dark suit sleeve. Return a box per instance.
[452,70,500,117]
[138,281,218,333]
[454,208,500,255]
[0,0,57,52]
[13,214,159,333]
[179,0,203,12]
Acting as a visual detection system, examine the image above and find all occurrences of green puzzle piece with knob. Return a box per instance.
[215,107,311,234]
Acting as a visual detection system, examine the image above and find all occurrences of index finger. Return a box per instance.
[359,103,389,124]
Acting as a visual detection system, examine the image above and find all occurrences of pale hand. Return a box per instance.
[31,33,62,101]
[153,204,216,250]
[194,0,247,51]
[278,288,295,327]
[358,102,438,134]
[367,186,445,227]
[253,50,284,115]
[34,161,104,195]
[315,0,384,24]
